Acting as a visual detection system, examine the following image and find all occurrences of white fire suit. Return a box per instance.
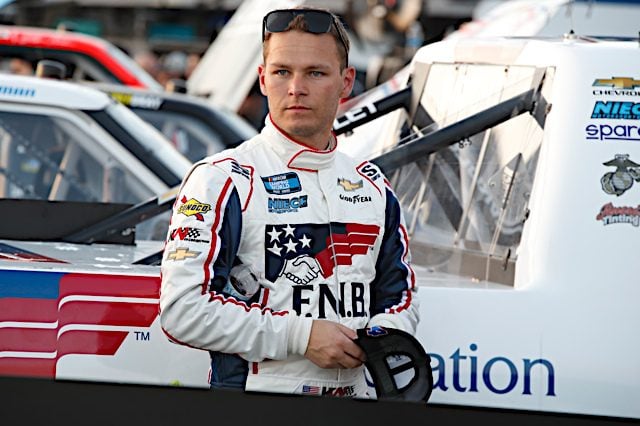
[159,116,419,397]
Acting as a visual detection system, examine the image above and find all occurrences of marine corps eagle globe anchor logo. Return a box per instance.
[600,154,640,196]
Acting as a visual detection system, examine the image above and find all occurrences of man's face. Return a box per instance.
[259,30,355,149]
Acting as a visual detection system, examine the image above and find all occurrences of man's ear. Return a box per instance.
[340,66,356,99]
[258,64,267,96]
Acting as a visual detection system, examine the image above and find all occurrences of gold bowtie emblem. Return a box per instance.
[166,247,200,261]
[593,77,640,89]
[337,178,363,191]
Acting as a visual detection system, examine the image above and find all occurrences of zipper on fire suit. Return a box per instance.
[317,169,342,383]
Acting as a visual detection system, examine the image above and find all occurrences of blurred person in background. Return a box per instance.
[349,0,423,52]
[157,50,188,88]
[8,57,34,75]
[184,52,201,80]
[346,0,423,86]
[237,81,268,131]
[133,49,161,81]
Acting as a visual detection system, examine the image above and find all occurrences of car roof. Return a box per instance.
[0,73,112,110]
[84,81,259,144]
[86,80,220,112]
[0,24,163,91]
[0,73,192,186]
[0,24,111,48]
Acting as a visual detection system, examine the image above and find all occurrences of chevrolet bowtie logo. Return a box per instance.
[593,77,640,89]
[166,247,200,261]
[337,178,363,191]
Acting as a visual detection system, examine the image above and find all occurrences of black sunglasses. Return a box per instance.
[262,9,348,56]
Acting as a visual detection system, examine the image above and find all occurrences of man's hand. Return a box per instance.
[304,320,366,369]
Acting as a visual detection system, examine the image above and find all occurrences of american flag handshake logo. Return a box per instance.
[264,222,380,283]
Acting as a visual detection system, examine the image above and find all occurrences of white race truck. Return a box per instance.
[336,32,640,420]
[1,32,639,423]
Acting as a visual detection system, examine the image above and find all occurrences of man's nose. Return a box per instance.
[288,74,307,96]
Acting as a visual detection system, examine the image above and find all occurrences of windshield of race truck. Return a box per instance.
[387,62,551,286]
[0,102,174,241]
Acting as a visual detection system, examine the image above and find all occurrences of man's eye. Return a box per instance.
[310,71,324,77]
[275,69,289,76]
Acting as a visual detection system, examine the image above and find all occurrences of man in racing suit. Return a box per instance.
[159,6,419,397]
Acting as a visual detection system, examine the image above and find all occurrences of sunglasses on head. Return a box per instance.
[262,9,349,55]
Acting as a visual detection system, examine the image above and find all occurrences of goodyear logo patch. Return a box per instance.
[261,172,301,195]
[339,194,371,204]
[178,196,212,221]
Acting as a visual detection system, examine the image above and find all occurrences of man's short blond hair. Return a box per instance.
[262,7,350,70]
